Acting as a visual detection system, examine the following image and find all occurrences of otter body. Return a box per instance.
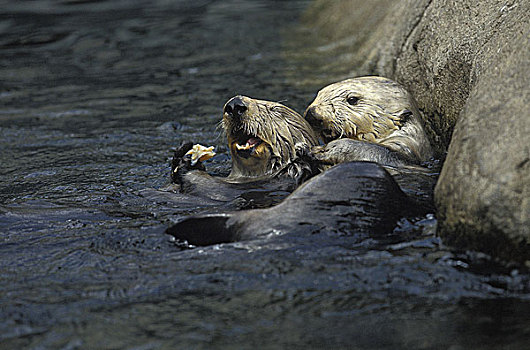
[305,76,432,167]
[167,162,420,246]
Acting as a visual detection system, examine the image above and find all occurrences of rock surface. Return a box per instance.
[301,0,529,262]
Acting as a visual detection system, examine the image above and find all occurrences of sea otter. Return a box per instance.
[304,76,433,167]
[170,96,319,206]
[221,95,318,179]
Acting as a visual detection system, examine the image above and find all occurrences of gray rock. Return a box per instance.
[434,28,530,262]
[299,0,529,262]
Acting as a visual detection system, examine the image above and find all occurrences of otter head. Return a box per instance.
[222,95,318,179]
[304,76,431,162]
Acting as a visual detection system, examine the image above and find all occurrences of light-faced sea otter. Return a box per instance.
[304,76,433,167]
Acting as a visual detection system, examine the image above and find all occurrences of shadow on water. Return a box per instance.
[1,0,529,348]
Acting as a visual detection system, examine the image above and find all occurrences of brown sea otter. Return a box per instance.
[169,95,319,206]
[221,95,318,179]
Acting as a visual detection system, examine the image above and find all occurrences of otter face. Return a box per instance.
[304,76,414,144]
[223,95,318,178]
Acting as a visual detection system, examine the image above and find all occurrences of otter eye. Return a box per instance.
[347,96,360,105]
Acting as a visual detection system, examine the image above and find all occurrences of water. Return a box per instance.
[1,0,529,349]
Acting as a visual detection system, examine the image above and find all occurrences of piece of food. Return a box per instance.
[184,144,216,166]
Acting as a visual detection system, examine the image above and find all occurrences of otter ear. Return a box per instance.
[400,109,414,120]
[166,214,236,246]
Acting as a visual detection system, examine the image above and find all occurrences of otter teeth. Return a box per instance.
[236,143,253,150]
[235,137,260,150]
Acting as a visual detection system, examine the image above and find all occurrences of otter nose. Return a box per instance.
[224,97,248,118]
[305,107,321,127]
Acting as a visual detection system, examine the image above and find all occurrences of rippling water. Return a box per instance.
[1,0,529,348]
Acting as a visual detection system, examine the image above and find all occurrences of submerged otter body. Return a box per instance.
[170,96,319,205]
[167,162,421,246]
[305,76,432,167]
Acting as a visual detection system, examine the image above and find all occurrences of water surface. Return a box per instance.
[1,0,529,349]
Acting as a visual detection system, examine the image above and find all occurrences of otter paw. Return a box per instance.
[310,145,336,165]
[171,141,212,184]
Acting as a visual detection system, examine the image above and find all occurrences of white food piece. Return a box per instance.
[185,144,216,166]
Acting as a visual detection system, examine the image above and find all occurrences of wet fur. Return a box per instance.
[223,96,318,180]
[167,162,423,246]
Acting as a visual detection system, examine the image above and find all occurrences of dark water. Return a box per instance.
[1,0,529,349]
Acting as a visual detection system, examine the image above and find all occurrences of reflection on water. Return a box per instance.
[0,0,529,348]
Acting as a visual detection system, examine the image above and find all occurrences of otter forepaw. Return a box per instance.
[170,141,206,184]
[273,146,321,185]
[310,144,336,165]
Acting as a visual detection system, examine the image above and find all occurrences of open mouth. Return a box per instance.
[231,130,263,158]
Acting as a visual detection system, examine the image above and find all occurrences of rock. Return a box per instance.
[434,29,530,262]
[298,0,530,262]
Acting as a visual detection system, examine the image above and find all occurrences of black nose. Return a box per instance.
[224,97,247,118]
[305,107,321,127]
